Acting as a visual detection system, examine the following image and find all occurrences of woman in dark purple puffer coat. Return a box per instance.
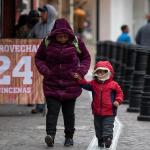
[35,18,91,147]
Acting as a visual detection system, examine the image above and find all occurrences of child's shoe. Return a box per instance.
[105,137,112,148]
[98,138,104,148]
[64,138,74,146]
[45,135,54,147]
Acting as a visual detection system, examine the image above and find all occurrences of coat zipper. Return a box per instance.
[100,82,104,115]
[60,48,62,69]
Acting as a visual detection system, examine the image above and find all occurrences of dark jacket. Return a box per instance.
[35,18,91,101]
[78,61,123,116]
[135,22,150,46]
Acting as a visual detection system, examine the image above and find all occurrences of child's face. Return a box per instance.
[96,69,108,76]
[55,33,69,44]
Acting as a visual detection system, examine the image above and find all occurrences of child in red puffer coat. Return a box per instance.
[74,60,124,148]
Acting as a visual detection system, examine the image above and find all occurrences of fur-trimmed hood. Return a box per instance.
[93,61,114,81]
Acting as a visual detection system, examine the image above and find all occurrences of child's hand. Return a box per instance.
[113,101,119,107]
[73,73,82,80]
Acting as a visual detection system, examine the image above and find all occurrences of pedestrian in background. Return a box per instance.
[74,60,123,149]
[15,10,40,38]
[28,4,57,38]
[117,24,131,44]
[15,14,28,38]
[35,18,91,147]
[135,14,150,46]
[27,10,40,31]
[74,6,86,36]
[29,4,58,114]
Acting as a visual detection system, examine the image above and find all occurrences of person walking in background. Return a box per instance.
[74,6,86,36]
[15,14,29,38]
[29,4,58,114]
[135,14,150,46]
[27,10,40,31]
[28,4,57,38]
[74,60,123,149]
[117,24,131,44]
[15,10,40,38]
[35,18,91,147]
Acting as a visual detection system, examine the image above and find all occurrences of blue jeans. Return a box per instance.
[35,104,45,112]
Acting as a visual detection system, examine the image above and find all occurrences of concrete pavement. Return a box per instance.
[0,90,95,150]
[117,104,150,150]
[0,42,150,150]
[1,76,150,150]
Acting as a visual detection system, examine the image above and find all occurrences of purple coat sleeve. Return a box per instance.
[76,37,91,77]
[35,40,52,76]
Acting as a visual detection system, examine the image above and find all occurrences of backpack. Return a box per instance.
[44,35,82,54]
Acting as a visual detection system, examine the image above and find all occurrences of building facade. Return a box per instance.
[97,0,150,42]
[0,0,150,43]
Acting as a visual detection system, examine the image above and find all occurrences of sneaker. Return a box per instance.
[98,138,104,148]
[45,135,54,147]
[64,138,73,147]
[105,137,112,148]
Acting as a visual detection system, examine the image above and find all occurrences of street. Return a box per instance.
[0,43,150,150]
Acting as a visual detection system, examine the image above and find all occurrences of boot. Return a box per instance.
[98,138,104,148]
[45,135,54,147]
[104,137,112,148]
[64,138,74,146]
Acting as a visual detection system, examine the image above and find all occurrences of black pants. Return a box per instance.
[46,96,76,139]
[94,115,115,139]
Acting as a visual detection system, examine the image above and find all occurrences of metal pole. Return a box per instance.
[0,0,2,38]
[96,0,100,42]
[69,0,74,29]
[58,0,62,18]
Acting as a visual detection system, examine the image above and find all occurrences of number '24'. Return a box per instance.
[0,56,33,85]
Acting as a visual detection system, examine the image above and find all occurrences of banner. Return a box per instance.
[0,39,44,104]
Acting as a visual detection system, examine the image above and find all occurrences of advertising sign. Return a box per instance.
[0,39,44,104]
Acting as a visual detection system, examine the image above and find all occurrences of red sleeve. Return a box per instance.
[115,83,124,104]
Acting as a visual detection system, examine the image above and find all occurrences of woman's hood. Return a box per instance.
[50,18,75,39]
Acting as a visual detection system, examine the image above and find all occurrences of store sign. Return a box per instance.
[0,39,44,104]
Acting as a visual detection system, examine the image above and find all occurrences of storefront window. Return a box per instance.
[0,0,2,37]
[15,0,31,24]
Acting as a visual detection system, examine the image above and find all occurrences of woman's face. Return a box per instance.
[55,33,69,43]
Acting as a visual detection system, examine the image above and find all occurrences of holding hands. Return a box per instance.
[73,73,82,80]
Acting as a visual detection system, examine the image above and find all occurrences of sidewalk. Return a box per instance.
[0,41,96,150]
[86,41,150,150]
[1,42,150,150]
[0,90,95,150]
[117,104,150,150]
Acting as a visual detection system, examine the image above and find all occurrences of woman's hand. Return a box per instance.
[73,73,82,80]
